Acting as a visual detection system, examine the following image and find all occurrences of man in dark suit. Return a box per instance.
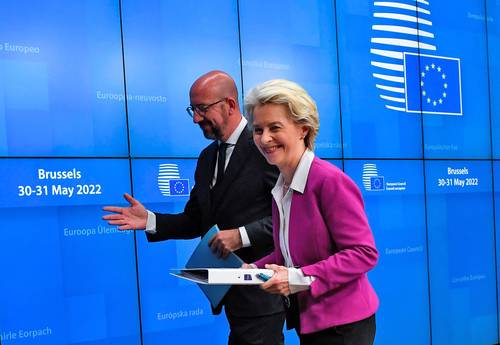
[102,71,285,345]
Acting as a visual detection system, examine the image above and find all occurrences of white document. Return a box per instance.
[170,268,274,285]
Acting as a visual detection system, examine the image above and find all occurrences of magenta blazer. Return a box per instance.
[254,157,379,334]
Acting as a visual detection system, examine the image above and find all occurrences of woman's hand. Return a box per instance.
[260,264,290,296]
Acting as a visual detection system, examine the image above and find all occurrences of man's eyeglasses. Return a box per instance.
[186,98,227,118]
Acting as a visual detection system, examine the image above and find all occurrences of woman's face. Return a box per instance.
[252,103,307,173]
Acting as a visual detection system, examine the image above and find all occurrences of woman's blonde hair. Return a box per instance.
[245,79,319,150]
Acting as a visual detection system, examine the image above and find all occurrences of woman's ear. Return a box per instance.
[301,126,309,140]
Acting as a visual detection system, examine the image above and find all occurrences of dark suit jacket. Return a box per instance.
[146,127,284,317]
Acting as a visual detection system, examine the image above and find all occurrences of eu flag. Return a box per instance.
[404,53,462,115]
[168,179,190,196]
[370,176,385,191]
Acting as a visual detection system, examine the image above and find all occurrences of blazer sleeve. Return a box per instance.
[301,172,378,299]
[253,251,278,268]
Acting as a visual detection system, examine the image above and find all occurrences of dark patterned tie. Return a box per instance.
[216,142,229,185]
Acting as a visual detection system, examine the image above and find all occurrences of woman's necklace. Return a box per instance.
[282,181,291,197]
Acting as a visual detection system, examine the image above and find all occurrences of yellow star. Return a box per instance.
[442,73,446,79]
[421,81,424,87]
[439,99,443,104]
[425,65,430,71]
[421,72,426,77]
[422,90,427,96]
[437,66,442,72]
[444,83,448,89]
[433,101,437,106]
[427,98,431,103]
[431,63,436,69]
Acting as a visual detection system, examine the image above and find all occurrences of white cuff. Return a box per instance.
[239,226,251,248]
[288,268,314,294]
[145,210,157,234]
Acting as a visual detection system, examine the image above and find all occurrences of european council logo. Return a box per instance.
[370,0,462,116]
[157,163,190,197]
[362,164,385,191]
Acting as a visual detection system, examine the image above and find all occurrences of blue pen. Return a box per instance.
[256,272,272,282]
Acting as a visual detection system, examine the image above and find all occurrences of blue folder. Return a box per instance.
[185,225,243,308]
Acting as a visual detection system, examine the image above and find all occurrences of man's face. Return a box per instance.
[189,89,228,140]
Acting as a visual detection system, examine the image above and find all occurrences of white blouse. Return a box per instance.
[271,149,316,294]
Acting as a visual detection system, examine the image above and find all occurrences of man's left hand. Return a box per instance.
[208,229,242,258]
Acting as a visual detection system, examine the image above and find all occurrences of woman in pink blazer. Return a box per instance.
[245,79,379,345]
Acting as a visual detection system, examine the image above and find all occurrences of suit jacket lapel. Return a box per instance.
[198,141,218,211]
[210,128,252,211]
[204,141,218,186]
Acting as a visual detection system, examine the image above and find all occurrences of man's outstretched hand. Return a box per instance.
[102,193,148,230]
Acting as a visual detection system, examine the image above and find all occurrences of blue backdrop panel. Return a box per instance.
[336,1,423,158]
[0,158,140,345]
[0,0,128,157]
[488,1,500,158]
[122,0,242,158]
[420,1,491,159]
[345,160,430,345]
[131,159,229,344]
[425,160,496,345]
[494,161,500,336]
[327,159,343,170]
[239,0,342,158]
[1,1,500,344]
